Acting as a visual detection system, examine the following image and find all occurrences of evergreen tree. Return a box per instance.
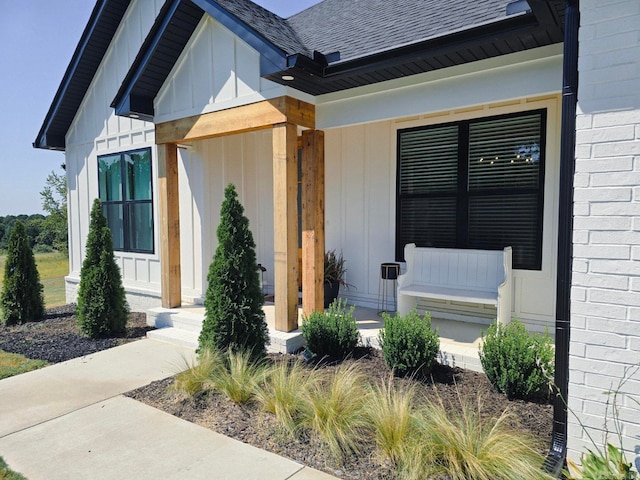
[199,184,269,358]
[76,199,129,338]
[1,221,45,325]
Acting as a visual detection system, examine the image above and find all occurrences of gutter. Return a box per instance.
[544,0,579,475]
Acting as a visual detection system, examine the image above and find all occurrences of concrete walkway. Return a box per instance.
[0,339,338,480]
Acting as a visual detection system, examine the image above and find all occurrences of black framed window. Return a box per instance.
[396,110,546,270]
[98,148,154,253]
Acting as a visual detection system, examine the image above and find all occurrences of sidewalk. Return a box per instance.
[0,339,338,480]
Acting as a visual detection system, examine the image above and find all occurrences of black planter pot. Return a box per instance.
[324,281,340,309]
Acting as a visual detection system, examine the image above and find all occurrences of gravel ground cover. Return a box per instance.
[0,304,152,363]
[127,348,553,480]
[1,307,553,479]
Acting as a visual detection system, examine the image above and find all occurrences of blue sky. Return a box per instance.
[0,0,320,216]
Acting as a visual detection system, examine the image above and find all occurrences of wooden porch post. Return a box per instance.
[157,143,181,308]
[273,122,299,332]
[301,130,325,316]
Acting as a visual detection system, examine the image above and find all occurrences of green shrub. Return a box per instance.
[1,221,45,325]
[479,319,554,401]
[378,310,439,378]
[76,199,129,338]
[199,184,268,359]
[301,299,359,359]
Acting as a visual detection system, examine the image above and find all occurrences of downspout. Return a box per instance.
[544,0,579,475]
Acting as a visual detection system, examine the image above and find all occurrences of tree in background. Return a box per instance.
[76,199,129,338]
[199,184,269,359]
[1,221,45,326]
[39,165,68,254]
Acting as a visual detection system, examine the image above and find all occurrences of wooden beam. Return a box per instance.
[156,96,315,144]
[157,143,181,308]
[272,122,299,332]
[301,130,325,316]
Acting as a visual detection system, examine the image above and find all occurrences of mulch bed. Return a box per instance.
[0,304,152,363]
[1,307,553,479]
[127,348,553,480]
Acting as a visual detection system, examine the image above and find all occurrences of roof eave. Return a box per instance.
[264,8,562,95]
[34,0,132,151]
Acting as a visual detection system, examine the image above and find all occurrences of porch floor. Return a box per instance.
[146,303,485,372]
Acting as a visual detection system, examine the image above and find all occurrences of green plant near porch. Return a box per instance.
[199,184,269,360]
[76,199,129,338]
[1,221,45,326]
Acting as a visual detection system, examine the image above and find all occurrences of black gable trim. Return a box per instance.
[34,0,132,151]
[112,0,205,120]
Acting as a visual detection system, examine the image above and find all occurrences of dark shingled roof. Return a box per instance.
[36,0,565,150]
[213,0,309,56]
[287,0,515,63]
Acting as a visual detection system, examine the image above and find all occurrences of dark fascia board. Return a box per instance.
[34,0,132,151]
[111,0,193,119]
[324,12,539,78]
[113,0,289,120]
[264,10,552,95]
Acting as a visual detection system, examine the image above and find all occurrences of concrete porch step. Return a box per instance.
[146,305,306,354]
[147,327,199,350]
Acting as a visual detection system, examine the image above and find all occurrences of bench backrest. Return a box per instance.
[404,244,509,292]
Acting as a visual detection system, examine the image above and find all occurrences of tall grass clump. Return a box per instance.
[299,362,369,459]
[378,309,439,377]
[210,348,266,404]
[402,397,552,480]
[172,349,224,397]
[255,358,311,435]
[365,377,419,465]
[302,299,360,359]
[479,319,554,401]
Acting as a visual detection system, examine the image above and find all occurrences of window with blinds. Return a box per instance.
[396,110,546,270]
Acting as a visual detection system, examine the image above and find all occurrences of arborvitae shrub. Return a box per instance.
[479,319,554,401]
[302,299,360,359]
[378,309,439,378]
[1,221,45,325]
[199,184,269,359]
[76,199,129,338]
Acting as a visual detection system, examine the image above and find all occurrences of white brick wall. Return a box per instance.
[569,0,640,465]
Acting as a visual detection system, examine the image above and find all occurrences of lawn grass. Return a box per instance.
[0,455,27,480]
[0,251,68,308]
[0,351,47,380]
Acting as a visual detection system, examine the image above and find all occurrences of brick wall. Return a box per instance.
[569,0,640,463]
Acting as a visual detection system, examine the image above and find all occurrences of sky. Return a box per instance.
[0,0,321,216]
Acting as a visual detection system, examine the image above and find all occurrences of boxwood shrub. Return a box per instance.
[302,299,359,359]
[378,309,439,378]
[479,319,554,401]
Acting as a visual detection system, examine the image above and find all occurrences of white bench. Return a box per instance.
[397,244,513,325]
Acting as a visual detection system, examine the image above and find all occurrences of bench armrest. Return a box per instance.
[497,246,513,325]
[397,243,416,288]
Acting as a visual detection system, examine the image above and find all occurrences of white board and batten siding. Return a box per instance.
[177,131,275,304]
[322,90,562,332]
[65,0,165,310]
[568,0,640,464]
[153,15,287,125]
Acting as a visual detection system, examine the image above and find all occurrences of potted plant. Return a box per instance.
[324,249,349,308]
